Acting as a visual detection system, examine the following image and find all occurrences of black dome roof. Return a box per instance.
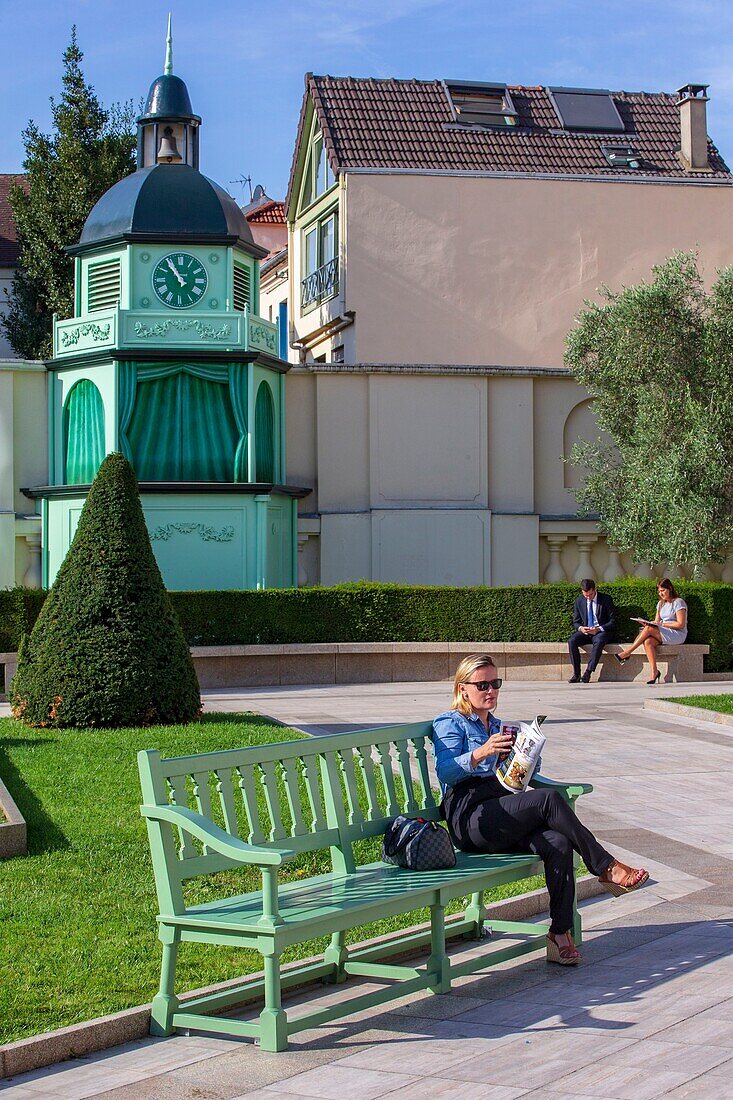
[77,165,260,252]
[138,74,199,122]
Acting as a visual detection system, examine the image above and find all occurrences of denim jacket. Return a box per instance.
[432,709,502,794]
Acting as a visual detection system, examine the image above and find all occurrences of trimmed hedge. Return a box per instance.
[0,587,46,654]
[2,579,732,671]
[10,453,201,728]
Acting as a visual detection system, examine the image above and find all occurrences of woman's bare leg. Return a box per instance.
[619,625,662,659]
[643,635,659,678]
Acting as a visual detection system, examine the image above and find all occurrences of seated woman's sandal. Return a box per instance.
[598,861,649,897]
[546,932,582,966]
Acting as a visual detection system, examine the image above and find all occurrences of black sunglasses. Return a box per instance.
[464,678,502,691]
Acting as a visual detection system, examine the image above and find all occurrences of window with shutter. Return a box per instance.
[233,264,251,312]
[88,258,121,312]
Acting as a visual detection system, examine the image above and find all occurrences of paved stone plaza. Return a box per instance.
[2,677,733,1098]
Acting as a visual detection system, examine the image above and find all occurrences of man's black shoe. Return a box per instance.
[581,670,592,683]
[568,675,581,683]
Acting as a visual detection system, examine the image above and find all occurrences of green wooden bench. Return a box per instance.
[138,721,592,1051]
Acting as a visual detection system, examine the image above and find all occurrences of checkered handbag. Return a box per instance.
[382,815,456,870]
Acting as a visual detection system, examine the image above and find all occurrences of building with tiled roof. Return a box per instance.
[242,191,289,362]
[0,174,27,358]
[244,191,287,258]
[279,74,733,589]
[246,198,286,223]
[290,77,730,184]
[0,174,25,267]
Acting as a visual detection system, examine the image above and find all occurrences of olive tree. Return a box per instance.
[565,252,733,572]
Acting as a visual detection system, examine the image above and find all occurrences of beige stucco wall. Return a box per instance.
[0,361,46,588]
[287,367,607,587]
[343,173,733,366]
[259,266,289,330]
[286,359,733,588]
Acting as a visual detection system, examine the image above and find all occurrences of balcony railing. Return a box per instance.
[301,257,339,309]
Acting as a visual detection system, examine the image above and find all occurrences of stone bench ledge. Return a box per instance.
[1,642,712,695]
[0,777,27,859]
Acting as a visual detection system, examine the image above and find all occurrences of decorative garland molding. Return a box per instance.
[150,522,235,543]
[60,322,111,348]
[133,319,232,341]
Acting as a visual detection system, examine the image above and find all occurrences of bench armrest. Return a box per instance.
[140,804,296,866]
[530,773,593,799]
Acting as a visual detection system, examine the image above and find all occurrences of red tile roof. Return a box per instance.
[0,174,25,267]
[245,199,286,224]
[292,76,731,193]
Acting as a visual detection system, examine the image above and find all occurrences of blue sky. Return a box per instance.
[4,0,733,202]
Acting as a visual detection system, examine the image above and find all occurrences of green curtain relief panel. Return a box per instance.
[255,381,276,482]
[64,378,106,484]
[123,363,248,482]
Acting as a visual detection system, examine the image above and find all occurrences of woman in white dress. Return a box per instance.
[615,579,688,684]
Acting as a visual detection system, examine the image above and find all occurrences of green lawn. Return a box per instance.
[665,694,733,715]
[0,713,549,1045]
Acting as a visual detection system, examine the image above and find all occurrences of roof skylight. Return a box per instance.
[446,81,518,127]
[549,87,625,133]
[601,143,641,169]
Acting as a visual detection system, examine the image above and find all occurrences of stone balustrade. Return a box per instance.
[540,520,733,583]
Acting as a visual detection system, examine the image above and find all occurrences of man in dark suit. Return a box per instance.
[568,578,616,684]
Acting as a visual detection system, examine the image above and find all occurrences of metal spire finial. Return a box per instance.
[164,14,173,75]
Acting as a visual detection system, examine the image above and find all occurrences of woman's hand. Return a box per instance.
[471,732,513,768]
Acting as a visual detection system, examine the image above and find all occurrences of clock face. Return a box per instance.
[152,252,208,309]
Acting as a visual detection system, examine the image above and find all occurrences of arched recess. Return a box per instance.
[255,381,276,482]
[64,378,106,484]
[563,398,614,489]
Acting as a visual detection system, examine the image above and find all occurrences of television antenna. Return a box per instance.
[231,174,254,202]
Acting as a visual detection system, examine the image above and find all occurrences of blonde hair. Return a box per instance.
[452,653,498,715]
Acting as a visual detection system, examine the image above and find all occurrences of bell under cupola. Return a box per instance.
[136,16,201,169]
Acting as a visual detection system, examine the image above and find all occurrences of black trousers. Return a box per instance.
[444,777,613,935]
[568,629,612,676]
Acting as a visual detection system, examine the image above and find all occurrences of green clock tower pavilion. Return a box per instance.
[26,29,308,590]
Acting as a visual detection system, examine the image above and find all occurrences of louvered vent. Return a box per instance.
[88,258,121,312]
[233,264,251,312]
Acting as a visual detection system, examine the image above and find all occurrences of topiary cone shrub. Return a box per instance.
[11,452,201,727]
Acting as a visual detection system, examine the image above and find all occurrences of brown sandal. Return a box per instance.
[599,861,649,897]
[546,932,582,966]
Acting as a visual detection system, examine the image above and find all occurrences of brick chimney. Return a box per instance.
[677,83,710,170]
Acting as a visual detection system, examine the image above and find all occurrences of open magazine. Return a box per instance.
[631,617,658,627]
[494,716,547,793]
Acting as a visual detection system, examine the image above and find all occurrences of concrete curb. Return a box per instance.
[0,777,26,859]
[646,698,733,726]
[0,875,604,1080]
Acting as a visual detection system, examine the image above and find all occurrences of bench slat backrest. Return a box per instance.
[138,739,343,911]
[138,721,439,911]
[317,722,439,872]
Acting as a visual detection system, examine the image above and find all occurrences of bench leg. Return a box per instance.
[259,953,288,1052]
[572,853,582,946]
[464,890,486,939]
[323,929,348,983]
[427,903,451,995]
[150,929,180,1036]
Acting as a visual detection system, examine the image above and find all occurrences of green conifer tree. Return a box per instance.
[2,28,136,359]
[11,453,201,728]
